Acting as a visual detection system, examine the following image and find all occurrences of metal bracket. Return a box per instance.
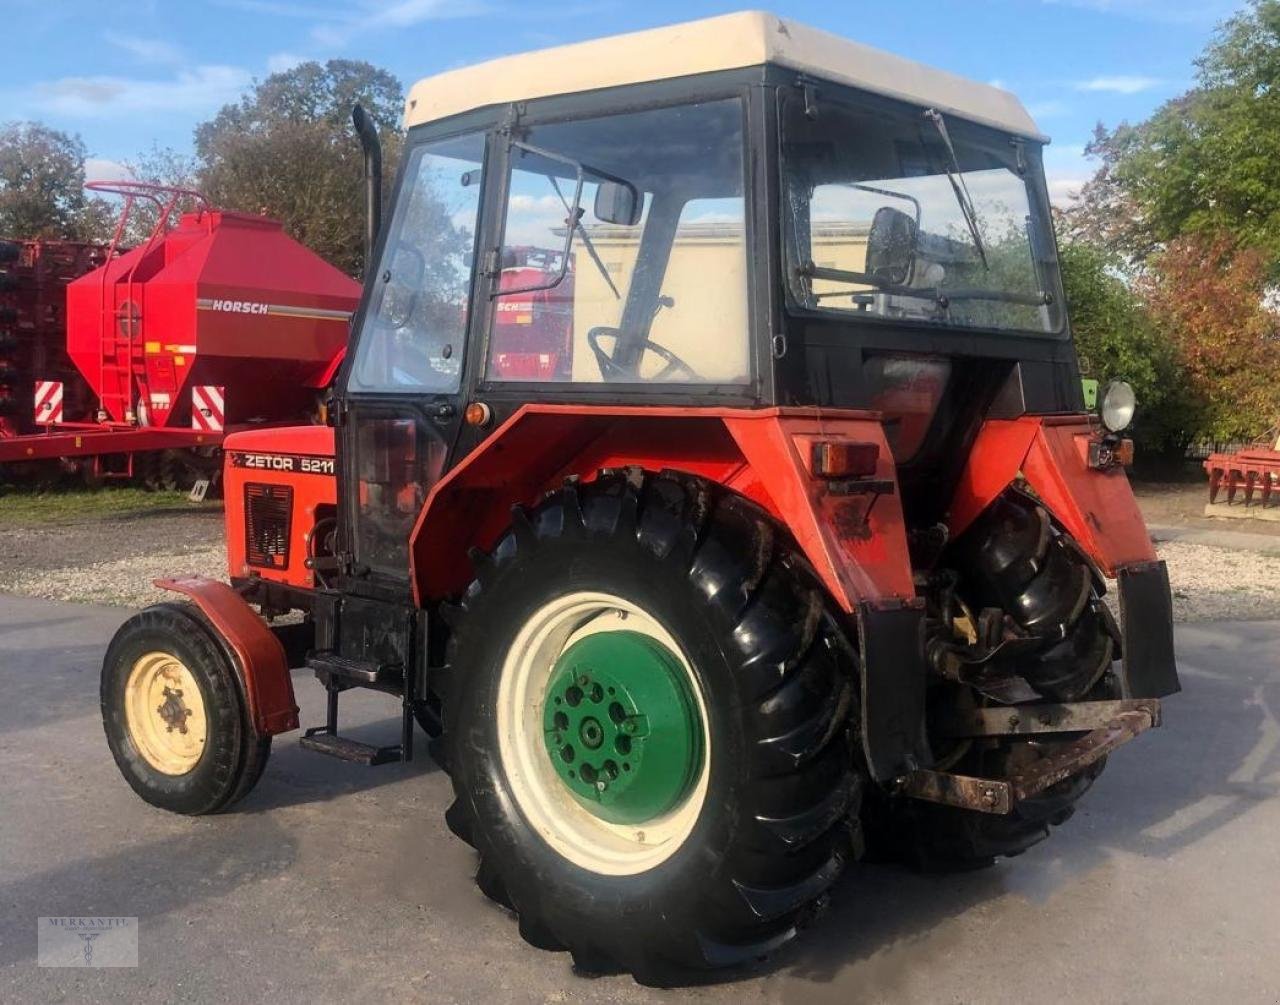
[899,705,1159,815]
[826,477,895,497]
[935,698,1162,738]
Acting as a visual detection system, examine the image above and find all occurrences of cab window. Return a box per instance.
[486,99,749,385]
[348,132,485,394]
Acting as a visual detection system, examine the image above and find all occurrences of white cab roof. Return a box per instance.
[403,11,1047,141]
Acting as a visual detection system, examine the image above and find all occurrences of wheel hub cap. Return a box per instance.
[123,652,208,775]
[542,630,702,824]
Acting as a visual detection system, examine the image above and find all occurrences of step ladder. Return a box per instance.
[298,653,415,766]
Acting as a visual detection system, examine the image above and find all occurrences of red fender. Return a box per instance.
[949,416,1155,576]
[408,405,916,613]
[154,575,300,736]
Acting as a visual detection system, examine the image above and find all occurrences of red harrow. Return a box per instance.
[1204,430,1280,511]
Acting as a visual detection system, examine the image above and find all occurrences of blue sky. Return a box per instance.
[1,0,1247,203]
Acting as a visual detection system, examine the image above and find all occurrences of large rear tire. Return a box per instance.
[867,492,1116,870]
[101,603,270,815]
[441,471,859,985]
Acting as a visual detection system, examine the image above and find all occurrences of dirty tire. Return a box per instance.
[868,492,1114,870]
[441,471,859,985]
[957,493,1115,702]
[101,602,270,815]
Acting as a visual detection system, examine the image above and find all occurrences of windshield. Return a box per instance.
[781,91,1063,335]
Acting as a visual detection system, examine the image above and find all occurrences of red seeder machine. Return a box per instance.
[0,181,360,485]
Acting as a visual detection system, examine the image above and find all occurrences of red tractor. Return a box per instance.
[100,13,1179,986]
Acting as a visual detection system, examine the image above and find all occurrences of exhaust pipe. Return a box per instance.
[351,103,382,279]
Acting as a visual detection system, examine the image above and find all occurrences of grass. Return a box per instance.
[0,486,221,526]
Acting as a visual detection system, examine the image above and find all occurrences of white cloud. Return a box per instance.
[1047,175,1089,206]
[84,157,134,182]
[309,0,491,49]
[370,0,460,27]
[103,31,184,66]
[1075,75,1162,94]
[1041,143,1091,207]
[267,51,306,73]
[210,0,347,18]
[1041,0,1239,24]
[1027,99,1071,119]
[27,65,253,118]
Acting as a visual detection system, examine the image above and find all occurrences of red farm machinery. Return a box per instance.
[97,15,1182,986]
[1204,428,1280,516]
[0,181,361,487]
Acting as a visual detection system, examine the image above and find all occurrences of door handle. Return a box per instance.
[430,402,456,420]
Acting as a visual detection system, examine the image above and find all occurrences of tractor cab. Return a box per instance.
[333,10,1077,595]
[102,13,1180,985]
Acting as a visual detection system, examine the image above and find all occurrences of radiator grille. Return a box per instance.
[245,483,293,569]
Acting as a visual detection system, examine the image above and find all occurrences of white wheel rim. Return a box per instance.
[123,651,208,775]
[496,591,711,876]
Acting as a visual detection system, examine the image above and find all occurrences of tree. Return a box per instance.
[99,145,205,248]
[1064,1,1280,275]
[1141,233,1280,443]
[0,122,105,240]
[1058,238,1191,453]
[194,60,404,276]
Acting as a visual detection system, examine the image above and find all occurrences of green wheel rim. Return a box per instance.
[542,630,703,825]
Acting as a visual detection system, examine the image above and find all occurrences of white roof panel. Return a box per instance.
[403,11,1047,141]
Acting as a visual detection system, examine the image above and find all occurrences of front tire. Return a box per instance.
[442,472,859,984]
[101,603,270,815]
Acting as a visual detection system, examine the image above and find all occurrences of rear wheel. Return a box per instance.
[101,603,270,815]
[868,492,1116,870]
[442,471,859,984]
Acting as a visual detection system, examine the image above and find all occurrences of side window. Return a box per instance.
[485,99,749,385]
[348,133,485,394]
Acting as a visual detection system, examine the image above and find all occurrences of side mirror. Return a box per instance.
[865,206,918,286]
[594,180,642,226]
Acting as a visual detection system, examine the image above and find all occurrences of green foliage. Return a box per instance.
[194,60,405,277]
[0,122,107,240]
[1066,0,1280,276]
[1141,234,1280,442]
[1058,240,1191,452]
[1060,0,1280,454]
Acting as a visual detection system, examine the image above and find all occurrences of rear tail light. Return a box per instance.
[1088,437,1135,470]
[811,440,880,479]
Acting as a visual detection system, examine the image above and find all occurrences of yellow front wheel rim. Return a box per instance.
[123,652,208,775]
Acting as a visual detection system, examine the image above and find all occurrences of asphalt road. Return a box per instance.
[1,594,1277,1003]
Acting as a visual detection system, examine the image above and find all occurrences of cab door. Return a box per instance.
[337,130,488,592]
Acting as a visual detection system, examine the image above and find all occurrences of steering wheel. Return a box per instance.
[587,326,700,382]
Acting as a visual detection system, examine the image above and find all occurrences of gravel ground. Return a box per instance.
[4,498,1280,623]
[1157,539,1280,622]
[0,508,227,609]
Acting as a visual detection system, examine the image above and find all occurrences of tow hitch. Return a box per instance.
[898,699,1161,815]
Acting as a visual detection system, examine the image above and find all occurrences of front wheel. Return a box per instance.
[442,472,859,985]
[101,603,270,815]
